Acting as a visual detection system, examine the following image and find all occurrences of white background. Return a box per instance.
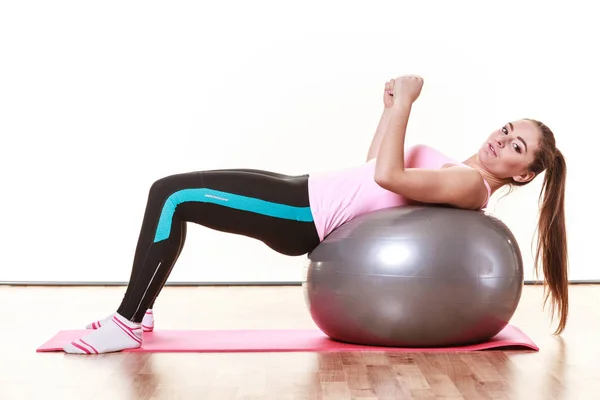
[0,0,595,283]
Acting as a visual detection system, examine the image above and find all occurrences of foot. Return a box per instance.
[141,310,154,332]
[64,313,142,354]
[85,312,115,330]
[87,309,155,332]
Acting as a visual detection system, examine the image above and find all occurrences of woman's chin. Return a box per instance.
[476,157,500,176]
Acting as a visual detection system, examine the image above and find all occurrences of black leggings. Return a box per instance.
[116,169,320,323]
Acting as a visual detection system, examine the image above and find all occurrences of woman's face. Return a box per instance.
[478,119,542,183]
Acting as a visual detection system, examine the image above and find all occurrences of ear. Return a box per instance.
[513,170,535,183]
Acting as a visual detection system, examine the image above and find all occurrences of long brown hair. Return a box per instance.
[511,119,568,334]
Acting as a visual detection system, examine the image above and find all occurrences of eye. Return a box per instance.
[512,142,521,153]
[502,127,508,134]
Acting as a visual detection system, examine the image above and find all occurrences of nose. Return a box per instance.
[496,137,505,148]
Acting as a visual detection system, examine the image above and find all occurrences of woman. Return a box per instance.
[64,75,568,354]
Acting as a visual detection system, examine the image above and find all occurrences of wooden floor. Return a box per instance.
[1,284,599,399]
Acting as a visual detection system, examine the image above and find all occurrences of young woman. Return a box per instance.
[64,75,568,354]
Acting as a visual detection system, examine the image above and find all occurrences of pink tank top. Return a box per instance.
[307,144,491,241]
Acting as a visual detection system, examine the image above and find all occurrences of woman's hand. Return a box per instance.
[393,75,424,106]
[383,79,395,108]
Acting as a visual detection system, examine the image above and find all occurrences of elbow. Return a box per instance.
[374,168,396,190]
[374,171,388,188]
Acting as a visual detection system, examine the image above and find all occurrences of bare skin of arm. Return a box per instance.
[373,75,488,210]
[367,79,395,161]
[366,108,392,161]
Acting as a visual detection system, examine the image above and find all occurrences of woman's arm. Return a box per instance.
[377,167,488,209]
[373,100,412,176]
[367,79,396,161]
[373,75,487,209]
[366,108,392,161]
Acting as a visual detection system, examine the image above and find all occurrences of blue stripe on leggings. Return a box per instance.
[153,188,314,242]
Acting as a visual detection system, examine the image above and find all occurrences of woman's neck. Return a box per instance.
[462,154,507,194]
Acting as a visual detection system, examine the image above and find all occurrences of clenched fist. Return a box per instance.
[393,75,424,105]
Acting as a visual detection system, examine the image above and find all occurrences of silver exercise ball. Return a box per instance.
[303,206,524,348]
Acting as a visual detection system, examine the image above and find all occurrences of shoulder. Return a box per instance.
[440,166,489,209]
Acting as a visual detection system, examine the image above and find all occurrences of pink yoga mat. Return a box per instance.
[37,325,537,353]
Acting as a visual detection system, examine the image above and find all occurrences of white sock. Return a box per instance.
[86,312,116,330]
[87,309,155,331]
[141,309,154,332]
[64,313,142,354]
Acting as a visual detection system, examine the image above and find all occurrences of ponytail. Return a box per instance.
[534,148,569,334]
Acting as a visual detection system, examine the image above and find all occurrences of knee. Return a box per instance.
[149,174,180,200]
[148,171,202,208]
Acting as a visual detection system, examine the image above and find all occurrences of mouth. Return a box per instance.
[487,142,497,157]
